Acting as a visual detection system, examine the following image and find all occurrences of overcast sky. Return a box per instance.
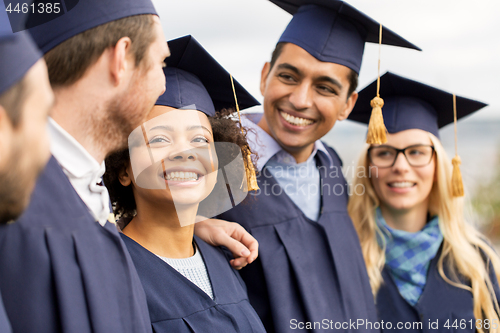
[152,0,500,120]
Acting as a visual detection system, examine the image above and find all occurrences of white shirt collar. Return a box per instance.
[241,112,333,171]
[48,118,102,178]
[48,118,111,226]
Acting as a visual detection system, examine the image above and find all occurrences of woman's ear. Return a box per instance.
[118,166,132,186]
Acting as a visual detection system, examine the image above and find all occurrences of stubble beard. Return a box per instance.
[95,72,154,157]
[0,141,39,224]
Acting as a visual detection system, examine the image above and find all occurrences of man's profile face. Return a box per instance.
[106,15,170,151]
[259,43,358,157]
[132,16,170,121]
[0,59,54,223]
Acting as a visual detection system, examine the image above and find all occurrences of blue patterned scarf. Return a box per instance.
[376,207,443,306]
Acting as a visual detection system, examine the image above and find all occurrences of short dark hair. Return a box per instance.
[0,76,30,127]
[104,109,256,219]
[45,14,156,87]
[269,42,358,97]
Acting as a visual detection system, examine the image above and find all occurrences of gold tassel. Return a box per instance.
[451,94,464,197]
[451,156,464,197]
[366,96,387,144]
[366,24,388,145]
[230,74,259,191]
[244,146,259,191]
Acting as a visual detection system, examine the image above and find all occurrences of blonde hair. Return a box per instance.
[348,133,500,332]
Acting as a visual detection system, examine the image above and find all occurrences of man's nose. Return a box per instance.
[289,82,313,110]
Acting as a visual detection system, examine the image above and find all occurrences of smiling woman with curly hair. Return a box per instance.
[104,107,254,221]
[103,35,265,333]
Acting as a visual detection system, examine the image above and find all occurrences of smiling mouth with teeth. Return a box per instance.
[164,171,200,182]
[388,181,416,188]
[280,111,314,127]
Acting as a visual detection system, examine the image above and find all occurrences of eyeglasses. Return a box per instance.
[368,144,435,168]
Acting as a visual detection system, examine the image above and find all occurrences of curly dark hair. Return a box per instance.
[104,108,257,219]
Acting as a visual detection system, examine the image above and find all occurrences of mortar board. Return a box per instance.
[155,35,260,117]
[0,30,42,95]
[348,72,488,138]
[270,0,421,73]
[26,0,157,54]
[0,5,11,35]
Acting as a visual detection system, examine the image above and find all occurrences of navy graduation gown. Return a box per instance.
[218,145,378,333]
[0,156,152,333]
[121,234,267,333]
[0,293,11,333]
[377,246,500,333]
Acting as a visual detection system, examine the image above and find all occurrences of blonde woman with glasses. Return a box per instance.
[348,72,500,333]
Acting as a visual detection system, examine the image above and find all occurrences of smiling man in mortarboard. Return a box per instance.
[216,1,421,332]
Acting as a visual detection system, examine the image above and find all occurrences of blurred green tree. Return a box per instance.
[473,150,500,242]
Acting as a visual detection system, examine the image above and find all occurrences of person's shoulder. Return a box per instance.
[241,112,263,124]
[194,235,227,258]
[474,241,500,300]
[8,156,83,232]
[119,231,148,256]
[195,236,248,294]
[319,141,343,167]
[477,241,500,270]
[194,236,239,270]
[28,155,75,202]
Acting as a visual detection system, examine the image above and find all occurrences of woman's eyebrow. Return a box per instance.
[149,125,174,132]
[148,124,212,135]
[374,143,431,148]
[187,125,212,135]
